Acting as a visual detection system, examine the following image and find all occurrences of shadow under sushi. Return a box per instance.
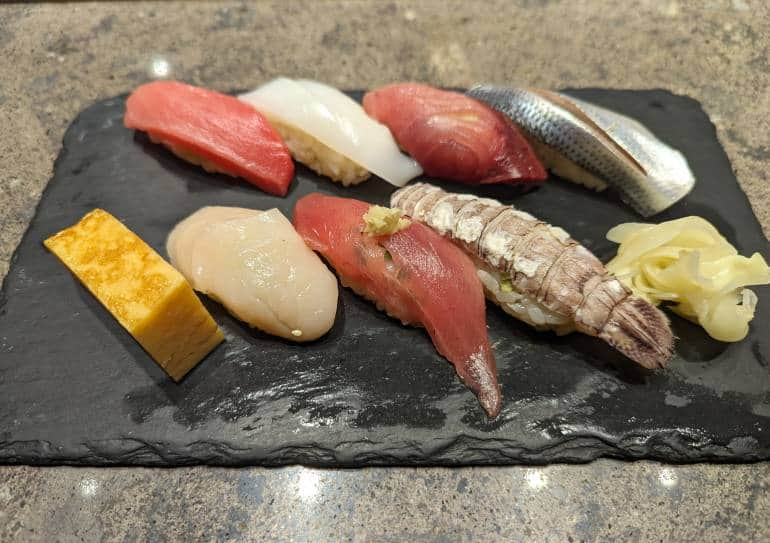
[132,131,287,202]
[667,312,729,362]
[212,284,349,351]
[74,281,230,404]
[486,301,652,385]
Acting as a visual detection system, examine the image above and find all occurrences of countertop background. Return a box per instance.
[1,1,769,541]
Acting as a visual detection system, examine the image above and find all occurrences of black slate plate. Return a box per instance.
[1,89,769,466]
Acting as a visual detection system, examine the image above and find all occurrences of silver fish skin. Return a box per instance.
[466,85,696,217]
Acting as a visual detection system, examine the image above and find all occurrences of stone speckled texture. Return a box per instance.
[1,1,769,541]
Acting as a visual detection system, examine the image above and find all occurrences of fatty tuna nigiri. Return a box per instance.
[125,80,294,196]
[239,78,422,187]
[363,83,546,185]
[167,206,338,341]
[293,193,502,417]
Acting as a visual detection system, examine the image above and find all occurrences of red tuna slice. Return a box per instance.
[293,193,501,417]
[124,80,294,196]
[363,82,546,185]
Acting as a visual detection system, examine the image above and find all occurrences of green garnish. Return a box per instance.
[500,278,514,293]
[384,250,393,261]
[363,205,410,236]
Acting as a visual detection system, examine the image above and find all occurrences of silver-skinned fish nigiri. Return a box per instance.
[392,183,675,369]
[466,85,696,217]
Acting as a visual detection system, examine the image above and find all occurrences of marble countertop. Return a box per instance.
[1,1,768,541]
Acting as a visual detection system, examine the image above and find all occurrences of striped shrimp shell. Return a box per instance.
[391,182,674,369]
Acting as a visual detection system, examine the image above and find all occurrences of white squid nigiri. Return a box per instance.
[167,206,338,342]
[239,78,422,187]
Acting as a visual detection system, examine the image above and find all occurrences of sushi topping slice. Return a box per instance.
[293,193,502,417]
[124,80,294,196]
[363,205,411,235]
[363,82,547,185]
[240,78,422,187]
[392,183,675,369]
[167,207,338,342]
[467,85,696,216]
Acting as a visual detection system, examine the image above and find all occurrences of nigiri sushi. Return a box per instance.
[167,206,338,342]
[239,78,422,187]
[392,183,674,369]
[293,193,502,417]
[125,80,294,196]
[467,85,696,216]
[363,83,547,185]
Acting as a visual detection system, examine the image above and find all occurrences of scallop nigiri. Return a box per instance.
[363,83,546,185]
[293,193,501,417]
[239,78,422,187]
[167,206,338,342]
[124,81,294,196]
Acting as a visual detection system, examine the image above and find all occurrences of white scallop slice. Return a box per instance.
[239,77,422,187]
[167,206,255,284]
[167,207,338,342]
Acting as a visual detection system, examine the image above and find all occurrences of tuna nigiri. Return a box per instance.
[167,206,338,341]
[293,193,501,417]
[362,83,547,185]
[125,80,294,196]
[239,78,422,187]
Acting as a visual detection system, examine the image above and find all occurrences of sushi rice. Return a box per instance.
[476,265,572,333]
[268,119,370,186]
